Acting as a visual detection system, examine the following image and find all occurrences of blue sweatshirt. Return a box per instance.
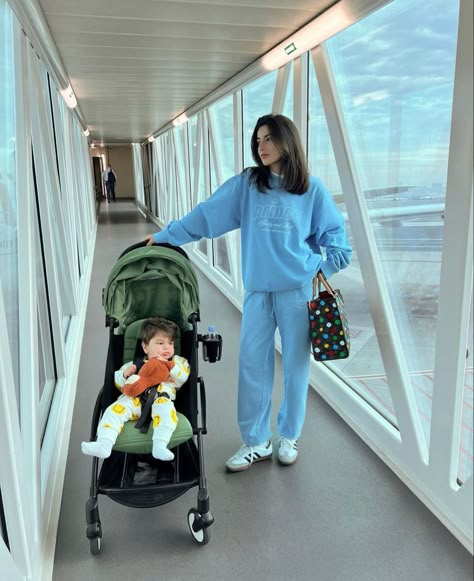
[152,171,351,292]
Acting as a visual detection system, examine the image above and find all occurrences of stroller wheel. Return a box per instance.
[187,508,211,545]
[90,537,101,556]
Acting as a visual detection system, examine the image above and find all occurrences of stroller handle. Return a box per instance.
[118,240,189,261]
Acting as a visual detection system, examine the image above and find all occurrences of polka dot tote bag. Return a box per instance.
[308,272,350,362]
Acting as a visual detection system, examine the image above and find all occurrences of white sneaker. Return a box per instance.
[278,438,298,465]
[225,440,273,472]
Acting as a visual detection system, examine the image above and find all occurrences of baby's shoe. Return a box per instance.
[81,439,113,459]
[152,441,174,461]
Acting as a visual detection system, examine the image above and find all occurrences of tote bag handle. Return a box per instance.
[312,271,336,298]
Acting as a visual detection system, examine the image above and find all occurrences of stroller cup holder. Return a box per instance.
[200,333,223,363]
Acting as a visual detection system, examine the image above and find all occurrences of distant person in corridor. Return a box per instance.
[103,164,117,202]
[144,114,352,472]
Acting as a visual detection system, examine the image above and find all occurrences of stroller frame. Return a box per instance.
[84,243,220,554]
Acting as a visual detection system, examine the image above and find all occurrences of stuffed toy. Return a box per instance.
[122,358,175,397]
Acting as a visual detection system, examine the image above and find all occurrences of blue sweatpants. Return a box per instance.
[238,282,312,445]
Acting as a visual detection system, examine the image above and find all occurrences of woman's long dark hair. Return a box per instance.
[248,114,309,195]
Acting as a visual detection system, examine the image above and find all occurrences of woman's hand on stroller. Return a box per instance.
[144,234,154,246]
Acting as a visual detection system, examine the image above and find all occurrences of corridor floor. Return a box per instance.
[53,200,473,581]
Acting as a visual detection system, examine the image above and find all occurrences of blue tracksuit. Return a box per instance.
[152,170,352,444]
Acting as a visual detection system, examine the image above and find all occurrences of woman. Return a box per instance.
[145,114,352,472]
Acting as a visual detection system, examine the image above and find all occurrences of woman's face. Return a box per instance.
[256,125,282,174]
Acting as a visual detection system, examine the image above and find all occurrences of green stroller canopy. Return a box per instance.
[103,245,200,332]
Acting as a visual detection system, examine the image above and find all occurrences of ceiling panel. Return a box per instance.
[44,14,294,40]
[37,0,336,143]
[51,32,274,54]
[40,0,317,27]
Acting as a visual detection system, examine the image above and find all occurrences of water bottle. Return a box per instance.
[203,324,222,363]
[207,325,218,339]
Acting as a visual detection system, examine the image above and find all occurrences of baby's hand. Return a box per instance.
[123,364,137,379]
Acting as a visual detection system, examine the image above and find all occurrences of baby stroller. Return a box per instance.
[84,242,222,555]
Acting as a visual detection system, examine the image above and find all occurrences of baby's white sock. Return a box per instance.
[81,439,113,459]
[152,440,174,461]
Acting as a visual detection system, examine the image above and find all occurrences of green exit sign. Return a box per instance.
[284,42,297,55]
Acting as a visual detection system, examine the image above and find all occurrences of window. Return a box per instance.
[242,70,278,167]
[323,0,460,438]
[209,94,235,276]
[0,0,19,400]
[188,115,208,256]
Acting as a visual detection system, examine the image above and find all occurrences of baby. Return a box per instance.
[82,317,190,461]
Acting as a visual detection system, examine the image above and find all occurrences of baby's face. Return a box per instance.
[143,332,175,360]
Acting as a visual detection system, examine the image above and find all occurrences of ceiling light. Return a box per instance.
[83,128,90,137]
[90,143,95,149]
[60,85,77,109]
[148,135,155,142]
[173,113,189,127]
[262,3,352,71]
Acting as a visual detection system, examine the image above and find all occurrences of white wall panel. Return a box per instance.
[0,2,97,579]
